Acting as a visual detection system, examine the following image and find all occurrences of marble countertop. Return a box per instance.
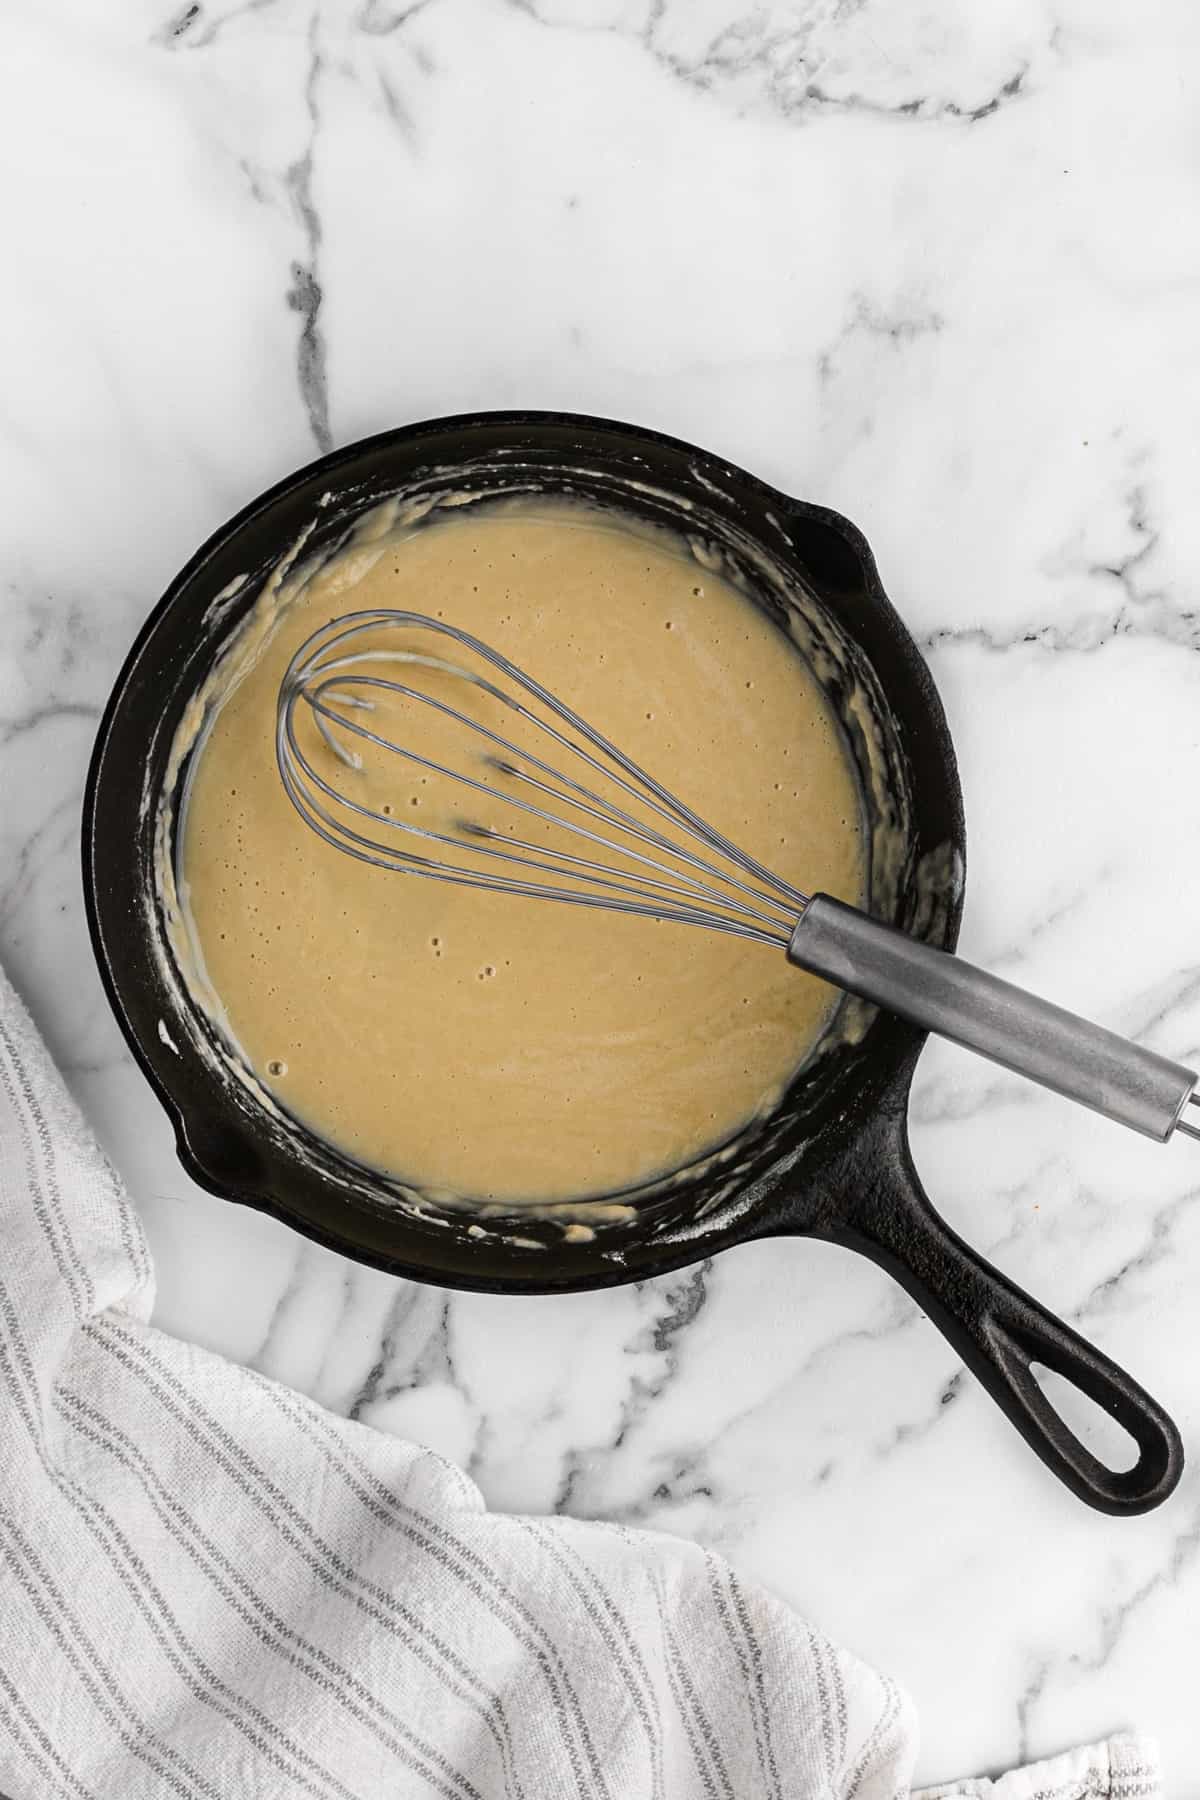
[5,0,1200,1786]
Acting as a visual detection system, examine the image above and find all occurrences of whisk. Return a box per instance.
[277,610,1200,1146]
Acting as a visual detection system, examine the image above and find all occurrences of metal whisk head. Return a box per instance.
[276,610,810,948]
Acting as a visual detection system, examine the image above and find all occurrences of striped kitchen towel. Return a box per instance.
[0,964,1161,1800]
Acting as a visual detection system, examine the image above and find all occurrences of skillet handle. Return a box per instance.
[820,1105,1183,1515]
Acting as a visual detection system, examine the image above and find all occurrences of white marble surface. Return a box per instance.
[4,0,1200,1786]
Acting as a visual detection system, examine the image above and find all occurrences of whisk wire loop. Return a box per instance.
[277,610,809,949]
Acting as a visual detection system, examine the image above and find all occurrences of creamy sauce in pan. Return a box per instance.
[176,499,864,1203]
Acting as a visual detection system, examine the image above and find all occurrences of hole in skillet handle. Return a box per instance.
[808,1097,1183,1516]
[1028,1363,1139,1472]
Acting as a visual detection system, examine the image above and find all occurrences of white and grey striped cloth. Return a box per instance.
[0,965,1162,1800]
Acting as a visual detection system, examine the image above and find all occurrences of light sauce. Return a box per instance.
[179,501,864,1202]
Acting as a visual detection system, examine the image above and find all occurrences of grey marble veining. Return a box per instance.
[3,0,1200,1785]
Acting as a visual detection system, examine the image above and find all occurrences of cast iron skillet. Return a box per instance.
[82,410,1183,1515]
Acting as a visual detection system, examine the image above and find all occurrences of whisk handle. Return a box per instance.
[788,894,1197,1141]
